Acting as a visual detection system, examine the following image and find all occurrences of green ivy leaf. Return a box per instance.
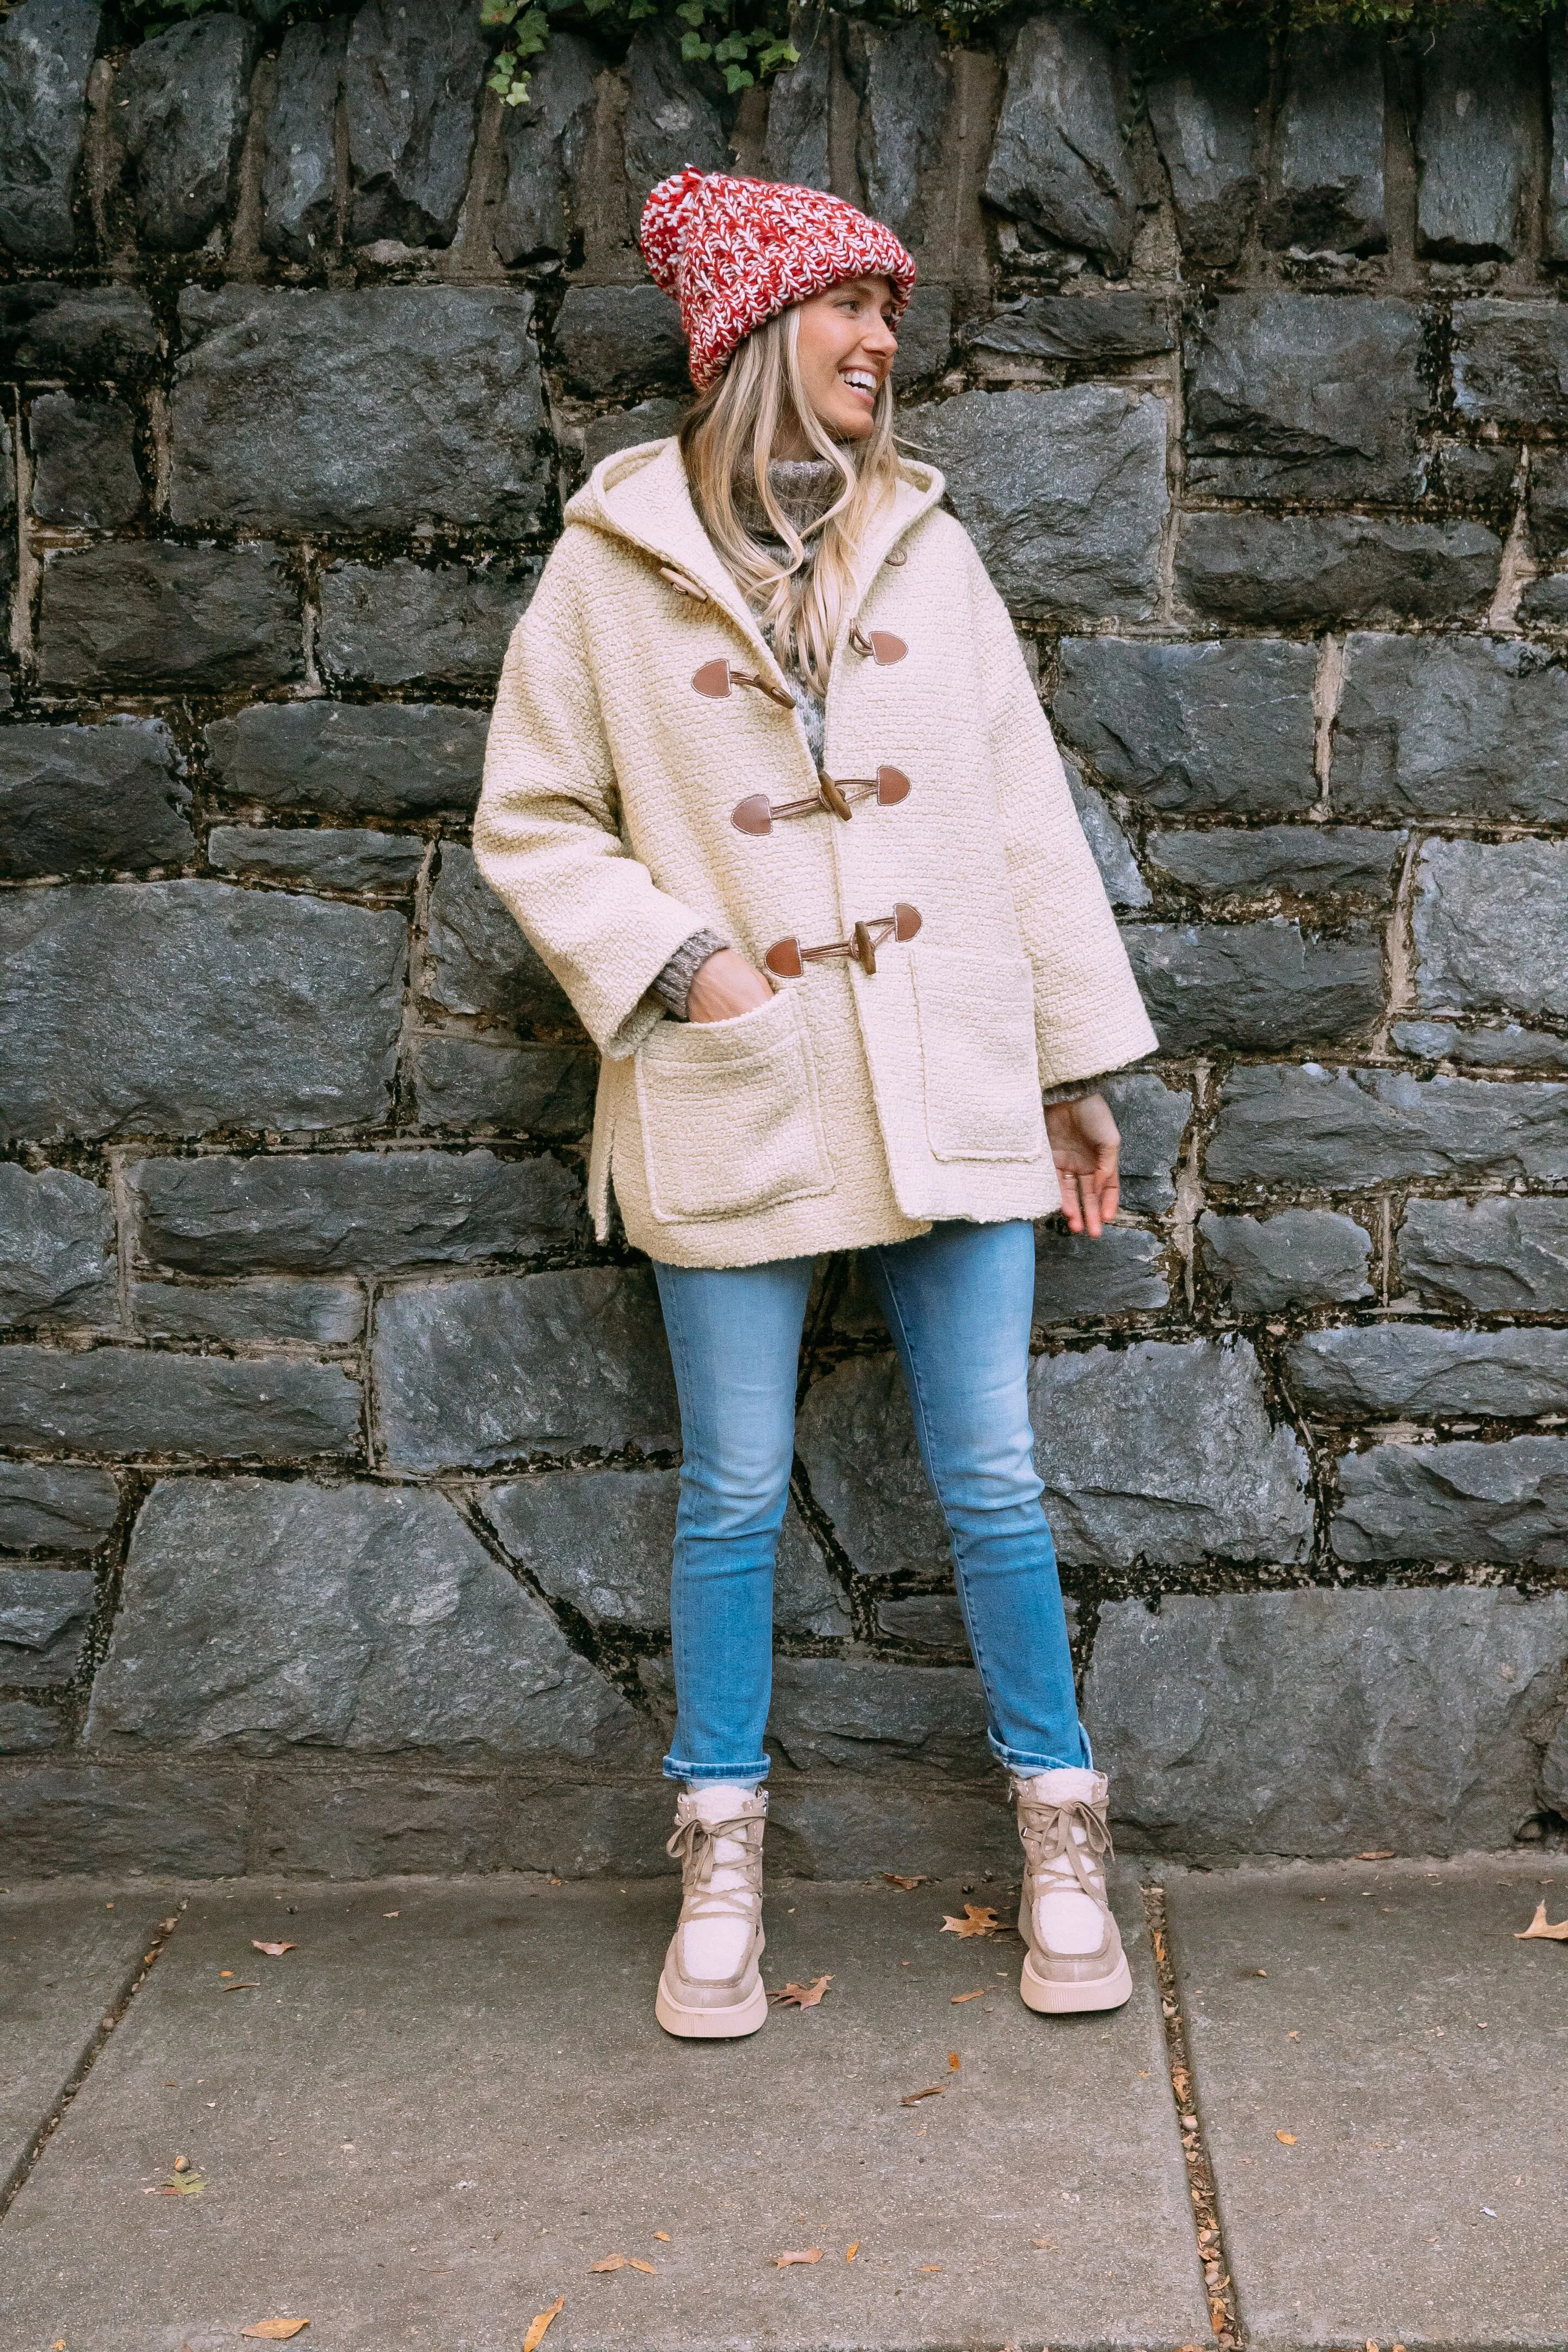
[723,59,755,87]
[680,27,713,53]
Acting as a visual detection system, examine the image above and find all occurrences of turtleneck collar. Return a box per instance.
[732,454,849,542]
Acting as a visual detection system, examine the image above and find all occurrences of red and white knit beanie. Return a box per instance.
[639,166,916,391]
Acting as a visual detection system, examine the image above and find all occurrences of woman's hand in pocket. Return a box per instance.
[687,948,775,1024]
[1045,1092,1120,1236]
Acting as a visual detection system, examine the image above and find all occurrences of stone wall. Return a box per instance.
[1,0,1566,1879]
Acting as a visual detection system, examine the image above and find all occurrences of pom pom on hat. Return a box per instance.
[639,166,916,390]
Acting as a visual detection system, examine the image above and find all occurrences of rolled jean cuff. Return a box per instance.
[988,1728,1093,1775]
[662,1751,772,1786]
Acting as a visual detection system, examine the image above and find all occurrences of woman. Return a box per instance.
[475,167,1158,2039]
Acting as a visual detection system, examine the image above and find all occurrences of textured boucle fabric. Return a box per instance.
[474,436,1159,1269]
[651,924,728,1019]
[639,167,915,390]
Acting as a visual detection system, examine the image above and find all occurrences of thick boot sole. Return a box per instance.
[1019,1944,1133,2015]
[654,1971,769,2041]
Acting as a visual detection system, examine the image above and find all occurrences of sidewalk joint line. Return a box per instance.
[1143,1879,1242,2351]
[0,1897,189,2228]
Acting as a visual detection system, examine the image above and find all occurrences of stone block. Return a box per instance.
[37,542,301,693]
[248,1769,503,1876]
[1199,1207,1372,1313]
[1208,1065,1568,1192]
[890,286,952,384]
[1392,1021,1568,1076]
[0,1162,115,1329]
[0,1763,249,1875]
[0,1700,64,1753]
[1399,1196,1568,1314]
[1414,839,1568,1025]
[0,0,99,263]
[1102,1071,1191,1212]
[765,1780,1019,1878]
[621,25,726,217]
[1031,1337,1314,1567]
[425,842,581,1036]
[409,1036,598,1138]
[768,1657,989,1775]
[0,1346,362,1460]
[494,29,597,266]
[1065,767,1149,909]
[1083,1587,1568,1855]
[1333,1435,1568,1566]
[481,1467,849,1638]
[133,1146,582,1277]
[554,284,688,402]
[1146,38,1266,270]
[0,1461,118,1552]
[1287,1324,1568,1423]
[87,1475,640,1762]
[375,1265,679,1472]
[1185,295,1426,505]
[503,1780,684,1878]
[1528,449,1568,560]
[0,1565,95,1685]
[1553,25,1568,268]
[0,719,192,881]
[1433,438,1521,510]
[345,0,487,248]
[1332,634,1568,823]
[317,558,536,690]
[172,287,547,538]
[1054,636,1318,814]
[28,390,142,529]
[117,14,255,253]
[967,291,1173,366]
[761,29,829,188]
[207,825,425,894]
[0,282,158,376]
[876,1593,971,1653]
[797,1352,949,1581]
[205,700,487,821]
[845,19,950,249]
[985,12,1136,272]
[1177,513,1499,627]
[907,387,1166,623]
[580,399,685,470]
[0,881,405,1143]
[1453,300,1568,436]
[1146,825,1402,904]
[1263,26,1385,253]
[1416,12,1535,261]
[260,17,345,262]
[132,1277,365,1346]
[1520,571,1568,626]
[1033,1224,1169,1320]
[1124,919,1384,1054]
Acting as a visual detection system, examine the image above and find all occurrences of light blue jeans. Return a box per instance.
[652,1218,1089,1785]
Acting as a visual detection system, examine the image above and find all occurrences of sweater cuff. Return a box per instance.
[1041,1051,1155,1110]
[651,928,728,1020]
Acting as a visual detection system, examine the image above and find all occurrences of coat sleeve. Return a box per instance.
[473,539,714,1060]
[963,536,1160,1089]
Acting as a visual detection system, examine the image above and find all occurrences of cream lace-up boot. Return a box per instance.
[654,1785,769,2039]
[1013,1766,1132,2014]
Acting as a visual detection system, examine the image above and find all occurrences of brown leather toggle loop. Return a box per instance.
[847,624,909,665]
[660,565,709,602]
[729,764,911,836]
[692,657,797,709]
[764,903,922,979]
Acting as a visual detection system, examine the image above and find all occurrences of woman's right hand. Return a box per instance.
[687,948,775,1024]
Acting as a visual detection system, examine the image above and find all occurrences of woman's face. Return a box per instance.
[792,275,899,442]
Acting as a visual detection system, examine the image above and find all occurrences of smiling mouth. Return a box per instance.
[840,369,879,401]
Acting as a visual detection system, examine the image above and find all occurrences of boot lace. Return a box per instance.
[1015,1792,1113,1902]
[665,1808,764,1931]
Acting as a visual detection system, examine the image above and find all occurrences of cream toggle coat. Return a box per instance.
[474,437,1158,1270]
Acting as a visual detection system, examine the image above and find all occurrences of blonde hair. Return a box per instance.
[678,304,906,699]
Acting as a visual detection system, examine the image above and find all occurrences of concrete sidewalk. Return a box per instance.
[0,1856,1563,2352]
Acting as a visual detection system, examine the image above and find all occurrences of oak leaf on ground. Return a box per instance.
[950,1987,988,2002]
[1516,1901,1568,1941]
[773,2249,823,2266]
[901,2085,945,2105]
[520,2297,564,2352]
[252,1941,297,1958]
[590,2254,656,2274]
[883,1874,930,1890]
[769,1975,831,2007]
[240,2325,309,2342]
[941,1905,1002,1939]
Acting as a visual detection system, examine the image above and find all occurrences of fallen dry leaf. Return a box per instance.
[901,2085,945,2106]
[940,1904,1002,1939]
[883,1873,931,1890]
[240,2324,309,2342]
[917,2264,943,2273]
[1357,1850,1395,1861]
[950,1987,988,2004]
[252,1941,297,1958]
[846,2242,859,2263]
[1032,2239,1054,2251]
[947,2051,960,2070]
[769,1974,831,2008]
[1276,2131,1297,2145]
[590,2254,656,2275]
[653,2231,670,2242]
[153,2169,205,2196]
[520,2296,564,2352]
[1516,1901,1568,1941]
[383,1910,399,1918]
[773,2249,823,2267]
[221,1981,261,1992]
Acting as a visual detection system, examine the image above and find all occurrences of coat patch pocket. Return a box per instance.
[911,949,1048,1163]
[635,985,836,1223]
